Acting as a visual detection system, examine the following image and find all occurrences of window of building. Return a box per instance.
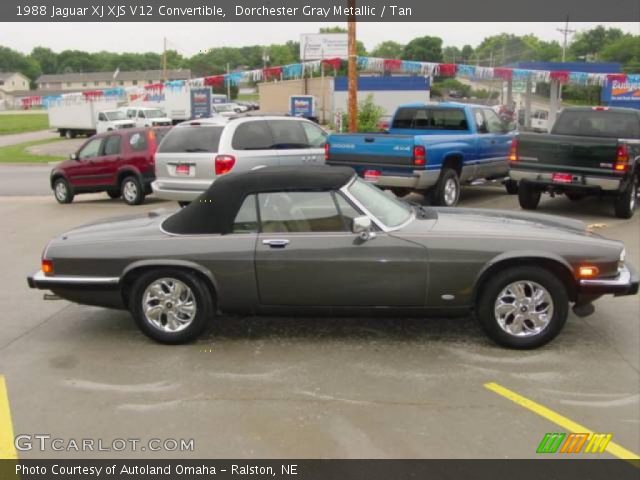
[132,80,138,86]
[94,81,100,86]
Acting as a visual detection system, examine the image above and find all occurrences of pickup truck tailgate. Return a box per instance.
[327,134,416,168]
[518,133,619,173]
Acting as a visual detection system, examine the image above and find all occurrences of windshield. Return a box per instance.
[347,178,412,228]
[143,109,166,119]
[552,110,640,138]
[104,111,127,121]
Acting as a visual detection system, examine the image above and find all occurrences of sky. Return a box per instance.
[0,22,638,56]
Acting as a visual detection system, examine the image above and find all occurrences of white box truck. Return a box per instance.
[130,88,221,123]
[48,100,135,138]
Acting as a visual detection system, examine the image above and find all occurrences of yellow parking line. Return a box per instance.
[484,382,640,461]
[0,376,17,459]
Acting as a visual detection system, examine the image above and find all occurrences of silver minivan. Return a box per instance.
[152,116,328,203]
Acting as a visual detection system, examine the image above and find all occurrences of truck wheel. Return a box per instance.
[121,176,145,206]
[64,130,73,139]
[129,269,213,344]
[477,266,568,349]
[53,178,74,204]
[614,176,638,219]
[518,181,541,210]
[504,179,519,195]
[432,168,460,206]
[59,129,66,138]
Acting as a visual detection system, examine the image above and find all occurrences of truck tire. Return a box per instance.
[59,129,66,138]
[432,168,460,206]
[614,176,638,219]
[121,175,145,206]
[64,130,74,139]
[477,266,569,349]
[504,179,519,195]
[518,181,541,210]
[53,178,74,204]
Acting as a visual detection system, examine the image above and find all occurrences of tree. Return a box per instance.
[371,41,404,59]
[30,47,57,74]
[443,46,461,63]
[460,45,474,64]
[600,35,640,72]
[570,26,626,60]
[403,36,443,62]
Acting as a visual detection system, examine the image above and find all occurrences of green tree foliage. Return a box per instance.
[600,35,640,72]
[341,94,385,132]
[371,41,404,59]
[403,36,443,62]
[460,45,474,64]
[570,26,625,60]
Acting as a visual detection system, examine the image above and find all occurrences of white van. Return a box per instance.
[123,107,173,128]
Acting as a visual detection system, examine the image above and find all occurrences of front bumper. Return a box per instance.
[578,264,639,297]
[27,270,120,290]
[510,169,621,191]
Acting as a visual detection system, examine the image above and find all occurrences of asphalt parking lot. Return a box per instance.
[0,177,638,459]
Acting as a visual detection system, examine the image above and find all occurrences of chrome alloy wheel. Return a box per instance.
[630,180,637,211]
[55,181,68,201]
[142,278,197,333]
[123,180,138,203]
[444,178,459,206]
[494,281,554,337]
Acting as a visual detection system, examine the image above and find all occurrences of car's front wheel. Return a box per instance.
[518,181,541,210]
[477,266,568,349]
[504,179,519,195]
[130,269,213,344]
[53,178,74,204]
[121,175,145,206]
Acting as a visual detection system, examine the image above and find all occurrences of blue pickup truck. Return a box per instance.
[326,103,518,206]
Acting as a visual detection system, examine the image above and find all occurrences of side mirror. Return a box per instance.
[352,215,375,241]
[69,153,78,160]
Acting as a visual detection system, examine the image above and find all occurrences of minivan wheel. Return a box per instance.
[432,168,460,206]
[129,269,212,344]
[614,176,638,219]
[53,178,74,204]
[477,266,568,349]
[518,181,541,210]
[121,175,145,205]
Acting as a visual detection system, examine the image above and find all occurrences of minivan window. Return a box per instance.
[392,108,468,130]
[232,121,274,150]
[301,122,327,148]
[158,126,224,153]
[269,120,310,149]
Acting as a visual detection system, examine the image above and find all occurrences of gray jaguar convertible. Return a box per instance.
[28,166,638,348]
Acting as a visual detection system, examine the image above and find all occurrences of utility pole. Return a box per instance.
[347,0,358,132]
[162,37,167,82]
[557,16,575,62]
[226,63,231,101]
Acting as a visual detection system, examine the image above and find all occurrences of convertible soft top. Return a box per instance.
[162,165,356,235]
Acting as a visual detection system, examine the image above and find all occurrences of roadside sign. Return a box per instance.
[290,95,315,118]
[300,33,348,60]
[190,88,212,119]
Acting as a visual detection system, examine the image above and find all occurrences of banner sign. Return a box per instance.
[189,88,211,119]
[300,33,347,60]
[289,95,315,118]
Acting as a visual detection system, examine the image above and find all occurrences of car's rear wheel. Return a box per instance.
[504,179,519,195]
[130,269,212,344]
[477,266,568,349]
[432,168,460,206]
[518,181,541,210]
[614,176,638,219]
[121,175,145,206]
[53,178,74,204]
[106,189,121,199]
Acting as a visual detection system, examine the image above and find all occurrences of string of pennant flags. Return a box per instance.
[22,56,639,108]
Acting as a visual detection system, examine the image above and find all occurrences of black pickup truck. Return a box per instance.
[510,106,640,218]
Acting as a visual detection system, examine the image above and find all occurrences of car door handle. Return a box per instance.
[262,239,289,248]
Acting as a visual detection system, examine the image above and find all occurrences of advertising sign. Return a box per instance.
[300,33,348,60]
[190,88,212,119]
[605,79,640,102]
[290,95,315,118]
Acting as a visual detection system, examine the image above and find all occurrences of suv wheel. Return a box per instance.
[53,178,74,204]
[432,168,460,206]
[121,175,145,206]
[614,176,638,219]
[477,266,568,349]
[129,269,212,344]
[518,181,541,210]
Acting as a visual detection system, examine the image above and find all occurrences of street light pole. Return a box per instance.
[347,0,358,132]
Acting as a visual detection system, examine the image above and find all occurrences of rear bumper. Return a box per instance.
[366,170,440,190]
[578,264,639,297]
[27,270,120,290]
[510,169,621,191]
[151,179,210,202]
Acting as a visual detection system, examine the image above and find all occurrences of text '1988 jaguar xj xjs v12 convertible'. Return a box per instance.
[28,166,638,349]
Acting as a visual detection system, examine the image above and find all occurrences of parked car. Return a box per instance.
[212,103,244,117]
[326,102,518,205]
[50,127,171,206]
[124,107,173,128]
[28,166,638,347]
[511,106,640,218]
[152,116,327,204]
[49,100,135,138]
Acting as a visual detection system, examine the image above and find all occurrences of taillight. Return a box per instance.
[413,145,426,166]
[42,259,53,276]
[509,137,518,162]
[215,155,236,175]
[324,143,330,161]
[614,144,629,172]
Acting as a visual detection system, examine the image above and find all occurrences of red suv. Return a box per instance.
[50,127,170,205]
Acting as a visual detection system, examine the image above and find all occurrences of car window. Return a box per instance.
[269,120,309,149]
[137,110,145,118]
[258,191,345,233]
[78,138,103,159]
[348,178,412,228]
[301,122,327,148]
[552,110,640,138]
[472,109,488,134]
[392,108,468,130]
[335,193,362,231]
[233,195,258,234]
[483,109,505,134]
[98,113,107,122]
[158,126,224,153]
[103,135,121,156]
[127,109,135,118]
[231,121,274,150]
[128,132,148,152]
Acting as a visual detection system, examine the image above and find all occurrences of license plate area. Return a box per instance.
[175,164,191,176]
[363,170,381,182]
[551,172,575,184]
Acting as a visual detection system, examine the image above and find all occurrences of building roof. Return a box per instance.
[36,69,191,84]
[0,72,27,81]
[162,166,356,235]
